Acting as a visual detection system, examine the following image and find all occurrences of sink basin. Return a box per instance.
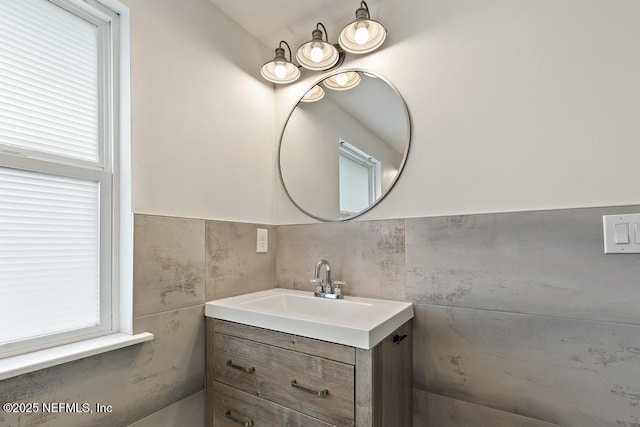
[205,288,413,349]
[239,293,371,319]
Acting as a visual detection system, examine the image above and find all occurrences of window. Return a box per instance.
[338,140,382,216]
[0,0,123,358]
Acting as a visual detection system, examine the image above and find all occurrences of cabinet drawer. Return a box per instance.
[214,319,355,365]
[214,332,355,427]
[213,381,333,427]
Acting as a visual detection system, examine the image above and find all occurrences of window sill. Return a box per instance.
[0,332,154,381]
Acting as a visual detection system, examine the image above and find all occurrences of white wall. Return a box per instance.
[274,0,640,224]
[125,0,275,224]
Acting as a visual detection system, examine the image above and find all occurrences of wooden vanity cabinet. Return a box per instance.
[206,318,413,427]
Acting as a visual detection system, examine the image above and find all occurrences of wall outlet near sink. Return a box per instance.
[256,228,268,253]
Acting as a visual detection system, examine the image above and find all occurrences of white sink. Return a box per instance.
[205,288,413,349]
[239,293,371,319]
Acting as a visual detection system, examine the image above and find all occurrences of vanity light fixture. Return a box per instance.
[301,85,325,102]
[260,40,301,84]
[296,23,341,71]
[338,1,387,54]
[323,71,361,91]
[260,5,388,85]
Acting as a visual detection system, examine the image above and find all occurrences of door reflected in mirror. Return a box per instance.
[279,70,411,221]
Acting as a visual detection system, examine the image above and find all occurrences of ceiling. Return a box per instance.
[207,0,383,49]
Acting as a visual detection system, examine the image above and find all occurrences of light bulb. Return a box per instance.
[354,26,370,45]
[310,45,324,63]
[336,73,348,86]
[274,63,287,79]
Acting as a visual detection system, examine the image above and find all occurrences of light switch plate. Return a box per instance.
[603,214,640,254]
[256,228,268,253]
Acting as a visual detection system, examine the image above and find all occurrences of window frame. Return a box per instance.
[0,0,122,359]
[338,139,382,215]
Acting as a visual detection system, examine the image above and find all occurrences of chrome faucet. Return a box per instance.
[314,259,332,290]
[312,259,344,299]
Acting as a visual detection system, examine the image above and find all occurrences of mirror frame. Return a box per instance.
[278,68,412,222]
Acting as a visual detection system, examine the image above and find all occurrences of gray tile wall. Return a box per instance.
[134,215,205,317]
[3,208,638,426]
[0,215,275,426]
[277,220,406,300]
[205,221,276,300]
[414,390,563,427]
[276,206,640,427]
[128,390,205,427]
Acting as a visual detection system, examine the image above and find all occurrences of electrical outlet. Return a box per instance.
[256,228,268,253]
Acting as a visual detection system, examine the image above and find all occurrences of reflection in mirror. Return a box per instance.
[338,140,381,215]
[279,69,410,221]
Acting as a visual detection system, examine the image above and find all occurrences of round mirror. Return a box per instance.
[278,69,411,221]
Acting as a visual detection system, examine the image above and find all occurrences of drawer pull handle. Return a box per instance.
[226,359,255,373]
[225,410,254,426]
[290,379,328,397]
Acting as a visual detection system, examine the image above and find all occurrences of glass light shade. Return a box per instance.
[339,3,387,54]
[323,71,361,91]
[296,26,340,71]
[301,85,325,103]
[260,43,300,84]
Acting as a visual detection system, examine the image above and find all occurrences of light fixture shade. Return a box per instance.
[339,1,387,54]
[301,85,325,103]
[260,60,300,84]
[260,41,300,84]
[296,23,340,71]
[323,71,361,91]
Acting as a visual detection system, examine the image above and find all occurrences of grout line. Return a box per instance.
[412,302,640,328]
[414,389,565,427]
[204,219,210,304]
[133,302,205,321]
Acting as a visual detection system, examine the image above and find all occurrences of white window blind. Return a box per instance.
[0,0,100,164]
[0,0,117,358]
[0,167,100,345]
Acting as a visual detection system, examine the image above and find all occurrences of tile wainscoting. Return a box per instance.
[277,205,640,427]
[2,207,638,426]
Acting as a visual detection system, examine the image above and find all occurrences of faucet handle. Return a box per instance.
[310,278,323,293]
[332,280,346,296]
